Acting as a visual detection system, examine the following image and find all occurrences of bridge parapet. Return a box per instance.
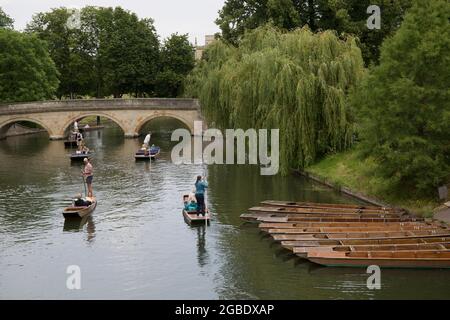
[0,98,200,115]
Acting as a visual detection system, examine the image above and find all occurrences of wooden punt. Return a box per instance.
[259,221,435,231]
[281,236,450,250]
[267,225,446,235]
[261,200,404,213]
[244,212,402,221]
[182,209,211,225]
[249,206,404,216]
[135,146,160,160]
[294,242,450,258]
[70,152,93,161]
[240,213,421,223]
[306,250,450,268]
[272,230,450,242]
[63,197,97,218]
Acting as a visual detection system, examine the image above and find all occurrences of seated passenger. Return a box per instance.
[74,194,92,207]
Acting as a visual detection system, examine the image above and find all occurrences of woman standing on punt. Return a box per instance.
[195,175,208,216]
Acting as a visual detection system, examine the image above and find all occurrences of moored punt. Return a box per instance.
[240,213,422,223]
[306,250,450,268]
[63,197,97,218]
[260,200,401,212]
[294,242,450,258]
[259,221,436,231]
[267,224,447,234]
[243,211,403,220]
[281,236,450,250]
[272,230,450,242]
[249,206,404,216]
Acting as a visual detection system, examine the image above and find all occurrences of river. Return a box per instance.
[1,119,449,299]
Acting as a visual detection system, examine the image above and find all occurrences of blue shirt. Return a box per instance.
[195,181,208,195]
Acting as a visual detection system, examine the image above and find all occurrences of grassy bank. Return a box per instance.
[305,148,439,217]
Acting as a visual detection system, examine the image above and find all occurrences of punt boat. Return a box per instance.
[260,200,404,213]
[63,197,97,218]
[135,146,160,160]
[294,242,450,258]
[271,230,450,242]
[259,221,437,231]
[306,250,450,268]
[248,206,404,216]
[267,224,447,234]
[182,194,210,225]
[70,152,93,161]
[240,213,420,223]
[281,236,450,250]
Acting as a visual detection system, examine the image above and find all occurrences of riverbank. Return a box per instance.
[304,148,442,217]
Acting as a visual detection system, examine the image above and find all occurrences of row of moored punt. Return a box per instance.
[240,200,450,268]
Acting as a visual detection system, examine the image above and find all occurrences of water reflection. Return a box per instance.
[63,216,96,243]
[195,225,208,268]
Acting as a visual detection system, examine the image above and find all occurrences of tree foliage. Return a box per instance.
[0,7,13,29]
[0,29,59,102]
[216,0,412,64]
[352,0,450,195]
[156,34,195,97]
[186,26,365,173]
[25,6,192,99]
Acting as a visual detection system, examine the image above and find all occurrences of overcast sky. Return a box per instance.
[0,0,224,45]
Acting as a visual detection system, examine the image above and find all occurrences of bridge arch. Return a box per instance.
[135,112,195,135]
[0,98,202,140]
[0,117,53,139]
[60,112,128,136]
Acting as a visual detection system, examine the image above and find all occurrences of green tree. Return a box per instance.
[186,26,365,173]
[216,0,412,64]
[0,29,59,102]
[156,34,195,97]
[26,8,86,98]
[0,7,13,29]
[100,7,160,97]
[26,6,160,98]
[353,0,450,195]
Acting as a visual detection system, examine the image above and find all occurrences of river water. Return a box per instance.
[1,119,449,299]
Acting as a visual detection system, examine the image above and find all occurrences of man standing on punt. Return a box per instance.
[82,158,94,197]
[195,175,208,216]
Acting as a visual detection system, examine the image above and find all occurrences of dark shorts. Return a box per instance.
[86,176,93,185]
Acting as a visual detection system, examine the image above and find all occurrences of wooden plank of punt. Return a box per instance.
[260,200,403,213]
[306,250,450,268]
[240,213,422,223]
[294,242,450,258]
[272,230,450,242]
[281,236,450,250]
[249,206,404,216]
[259,221,435,230]
[267,225,446,234]
[245,211,403,220]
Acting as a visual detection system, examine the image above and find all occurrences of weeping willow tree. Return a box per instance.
[185,25,365,174]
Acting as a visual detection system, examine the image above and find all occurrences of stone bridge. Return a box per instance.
[0,98,203,140]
